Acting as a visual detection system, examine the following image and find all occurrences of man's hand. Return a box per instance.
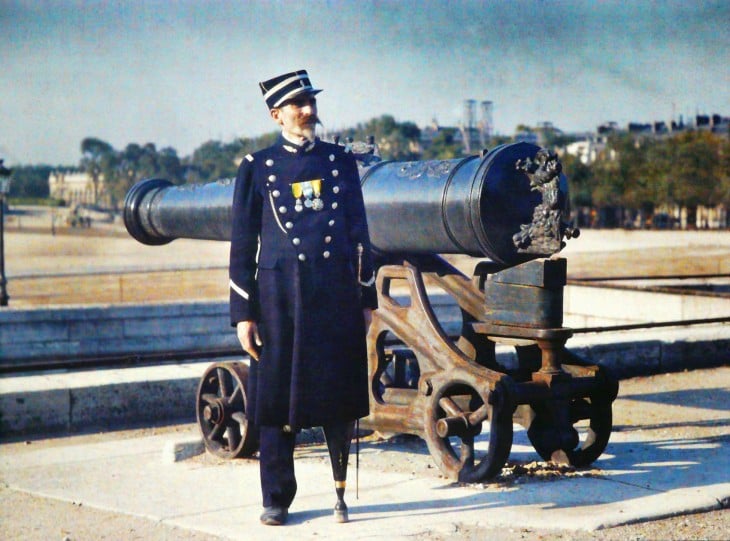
[237,320,262,361]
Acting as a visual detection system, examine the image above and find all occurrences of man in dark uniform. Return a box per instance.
[229,69,377,526]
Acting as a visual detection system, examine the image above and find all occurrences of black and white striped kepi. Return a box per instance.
[259,69,322,109]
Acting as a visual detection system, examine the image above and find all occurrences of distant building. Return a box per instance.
[48,170,111,207]
[597,122,619,135]
[564,139,607,165]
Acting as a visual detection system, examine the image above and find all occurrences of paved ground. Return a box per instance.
[1,367,728,541]
[2,206,729,539]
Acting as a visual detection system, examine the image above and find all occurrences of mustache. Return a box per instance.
[303,115,321,126]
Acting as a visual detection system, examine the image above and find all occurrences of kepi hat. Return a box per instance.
[259,69,322,109]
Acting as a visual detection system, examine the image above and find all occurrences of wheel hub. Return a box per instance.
[203,399,226,425]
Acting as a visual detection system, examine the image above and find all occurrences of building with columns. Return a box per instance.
[48,170,111,207]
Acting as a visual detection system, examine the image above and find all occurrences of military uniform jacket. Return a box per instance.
[229,135,377,429]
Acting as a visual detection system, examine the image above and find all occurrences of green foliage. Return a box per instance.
[341,115,422,161]
[575,130,730,224]
[422,128,460,160]
[560,153,594,207]
[3,164,56,198]
[185,131,280,184]
[110,142,184,204]
[76,138,186,207]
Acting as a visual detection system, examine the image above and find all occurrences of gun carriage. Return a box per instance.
[124,141,618,482]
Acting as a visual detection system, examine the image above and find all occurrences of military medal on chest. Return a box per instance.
[292,179,324,212]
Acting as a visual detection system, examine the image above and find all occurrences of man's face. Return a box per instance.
[271,95,319,143]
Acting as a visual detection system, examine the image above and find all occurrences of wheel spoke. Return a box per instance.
[227,384,242,405]
[226,425,242,451]
[217,367,231,398]
[210,422,225,441]
[468,404,490,425]
[200,393,218,405]
[439,396,464,417]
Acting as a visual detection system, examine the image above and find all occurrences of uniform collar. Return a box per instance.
[278,133,318,154]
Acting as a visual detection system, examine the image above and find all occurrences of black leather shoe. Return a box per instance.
[260,506,288,525]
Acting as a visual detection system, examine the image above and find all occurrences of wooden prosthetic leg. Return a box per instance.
[323,421,356,523]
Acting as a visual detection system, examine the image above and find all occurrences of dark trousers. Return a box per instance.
[259,422,354,509]
[259,426,297,508]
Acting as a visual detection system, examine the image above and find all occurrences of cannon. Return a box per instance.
[124,142,617,482]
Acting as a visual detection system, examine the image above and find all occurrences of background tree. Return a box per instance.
[421,129,460,160]
[80,137,115,204]
[661,132,723,225]
[4,165,54,199]
[107,143,184,205]
[560,153,594,208]
[186,139,244,184]
[342,115,422,161]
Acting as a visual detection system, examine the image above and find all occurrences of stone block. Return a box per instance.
[0,388,70,435]
[68,378,198,431]
[162,437,205,463]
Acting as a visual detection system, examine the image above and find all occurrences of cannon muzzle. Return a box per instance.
[124,142,575,264]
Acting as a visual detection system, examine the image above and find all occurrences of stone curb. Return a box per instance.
[1,325,728,438]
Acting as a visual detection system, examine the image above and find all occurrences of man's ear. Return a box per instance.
[270,108,282,124]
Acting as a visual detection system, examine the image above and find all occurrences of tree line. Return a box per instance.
[5,115,730,227]
[563,130,729,226]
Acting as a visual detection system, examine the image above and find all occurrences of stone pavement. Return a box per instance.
[1,367,728,540]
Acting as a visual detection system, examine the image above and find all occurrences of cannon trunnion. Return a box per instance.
[124,142,617,482]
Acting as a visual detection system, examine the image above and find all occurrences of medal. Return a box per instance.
[292,183,304,212]
[291,179,324,211]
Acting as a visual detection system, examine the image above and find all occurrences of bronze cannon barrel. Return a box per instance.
[124,142,574,264]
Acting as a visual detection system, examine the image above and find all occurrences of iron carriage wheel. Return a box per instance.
[423,375,515,483]
[526,367,618,467]
[196,361,259,459]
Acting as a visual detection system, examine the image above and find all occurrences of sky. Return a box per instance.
[1,0,728,166]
